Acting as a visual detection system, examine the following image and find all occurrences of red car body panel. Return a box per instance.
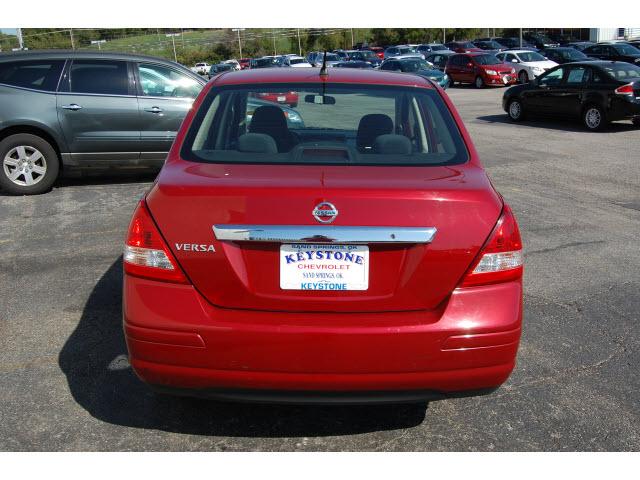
[123,68,523,400]
[249,91,299,107]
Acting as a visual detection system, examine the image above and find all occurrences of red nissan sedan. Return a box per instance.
[123,68,523,403]
[446,52,517,88]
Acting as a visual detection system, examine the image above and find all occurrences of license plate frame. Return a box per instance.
[279,243,370,291]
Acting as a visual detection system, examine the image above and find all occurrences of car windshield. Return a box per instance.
[290,58,306,65]
[600,63,640,80]
[518,51,546,62]
[182,84,468,166]
[399,59,431,72]
[324,53,340,61]
[561,49,587,60]
[460,42,475,48]
[474,54,501,65]
[360,51,377,59]
[431,44,447,51]
[614,44,640,55]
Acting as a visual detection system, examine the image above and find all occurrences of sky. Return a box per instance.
[0,29,18,36]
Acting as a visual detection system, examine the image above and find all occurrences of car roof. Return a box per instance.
[210,67,434,88]
[502,50,538,54]
[0,49,183,66]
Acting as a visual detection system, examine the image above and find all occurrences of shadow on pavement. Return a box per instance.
[476,114,637,133]
[59,258,428,438]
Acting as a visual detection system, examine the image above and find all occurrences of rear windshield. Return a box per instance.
[181,83,468,166]
[614,44,640,55]
[600,63,640,80]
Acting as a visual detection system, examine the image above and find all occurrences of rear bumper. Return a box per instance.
[123,276,522,397]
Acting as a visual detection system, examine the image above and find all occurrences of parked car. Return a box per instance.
[333,61,374,69]
[364,46,385,59]
[249,90,299,108]
[346,50,382,67]
[222,59,241,71]
[503,61,640,130]
[306,52,342,67]
[246,97,305,129]
[208,63,235,76]
[333,50,351,61]
[473,40,507,52]
[425,51,456,71]
[0,51,205,195]
[540,47,596,65]
[444,41,483,54]
[250,56,278,69]
[445,52,517,88]
[380,57,449,88]
[495,50,558,84]
[238,58,251,70]
[564,41,595,52]
[494,37,537,50]
[191,62,211,76]
[383,45,416,59]
[524,33,559,49]
[122,67,524,402]
[416,44,450,55]
[276,55,313,68]
[583,43,640,65]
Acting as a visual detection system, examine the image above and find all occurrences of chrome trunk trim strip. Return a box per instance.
[213,225,437,244]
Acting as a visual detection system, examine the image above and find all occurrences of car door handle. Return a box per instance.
[144,106,163,114]
[61,104,82,111]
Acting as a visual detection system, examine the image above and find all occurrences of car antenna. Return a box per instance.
[319,50,328,78]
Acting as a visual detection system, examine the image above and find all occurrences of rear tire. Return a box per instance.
[475,76,484,89]
[507,98,526,121]
[633,117,640,127]
[518,70,529,84]
[0,133,59,195]
[582,104,607,131]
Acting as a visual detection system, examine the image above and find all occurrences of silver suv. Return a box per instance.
[0,51,205,195]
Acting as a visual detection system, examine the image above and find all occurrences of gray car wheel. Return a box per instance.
[0,134,59,195]
[508,99,525,121]
[583,105,606,131]
[475,76,484,89]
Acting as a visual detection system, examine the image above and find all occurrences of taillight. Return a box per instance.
[123,200,188,284]
[460,204,523,287]
[615,83,634,95]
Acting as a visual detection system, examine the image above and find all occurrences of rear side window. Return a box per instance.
[0,60,64,91]
[599,63,640,81]
[68,60,129,95]
[181,83,469,167]
[137,63,202,98]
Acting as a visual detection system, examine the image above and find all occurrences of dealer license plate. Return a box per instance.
[280,244,369,291]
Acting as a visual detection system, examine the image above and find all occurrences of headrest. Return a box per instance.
[237,133,278,154]
[373,134,412,155]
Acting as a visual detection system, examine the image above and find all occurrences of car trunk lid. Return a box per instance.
[146,162,502,312]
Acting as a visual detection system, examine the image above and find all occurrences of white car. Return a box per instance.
[496,50,558,84]
[191,62,211,76]
[278,55,313,68]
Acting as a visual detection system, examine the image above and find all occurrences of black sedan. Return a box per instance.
[583,43,640,65]
[564,41,595,52]
[540,47,596,64]
[502,61,640,130]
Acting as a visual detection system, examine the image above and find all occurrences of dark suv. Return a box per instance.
[0,51,205,195]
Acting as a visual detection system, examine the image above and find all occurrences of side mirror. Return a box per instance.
[466,62,473,68]
[511,58,519,63]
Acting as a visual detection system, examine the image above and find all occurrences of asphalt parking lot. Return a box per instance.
[1,85,639,451]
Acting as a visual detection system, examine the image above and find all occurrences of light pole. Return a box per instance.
[350,28,354,48]
[17,28,24,49]
[272,29,277,55]
[166,33,180,62]
[69,28,75,50]
[91,39,106,50]
[297,28,302,56]
[443,28,446,43]
[232,28,245,58]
